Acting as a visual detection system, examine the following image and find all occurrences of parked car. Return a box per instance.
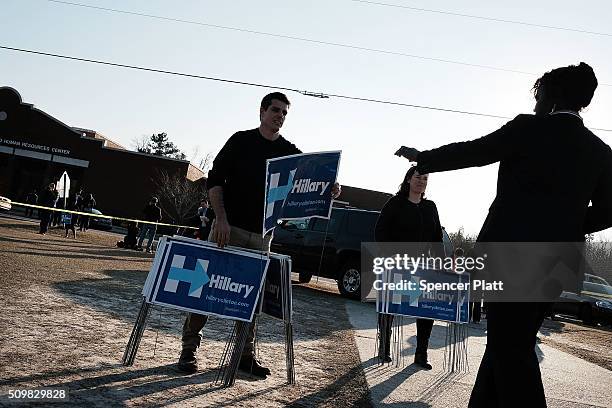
[87,208,113,231]
[272,207,378,298]
[0,195,11,211]
[271,207,453,299]
[551,279,612,326]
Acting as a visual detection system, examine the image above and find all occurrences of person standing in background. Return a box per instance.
[137,196,162,253]
[38,183,58,235]
[79,193,96,232]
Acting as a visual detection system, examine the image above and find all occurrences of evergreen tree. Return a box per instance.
[137,132,186,160]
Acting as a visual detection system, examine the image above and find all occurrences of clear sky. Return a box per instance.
[1,0,611,237]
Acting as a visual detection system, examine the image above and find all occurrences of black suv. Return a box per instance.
[271,207,379,298]
[271,207,455,299]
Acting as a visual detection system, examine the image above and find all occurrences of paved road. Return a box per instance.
[345,300,611,407]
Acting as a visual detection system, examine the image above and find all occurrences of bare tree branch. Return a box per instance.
[132,135,152,153]
[152,169,204,225]
[190,146,215,174]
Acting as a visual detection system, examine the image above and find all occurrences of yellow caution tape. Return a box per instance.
[10,201,199,230]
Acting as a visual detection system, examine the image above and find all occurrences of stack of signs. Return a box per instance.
[259,252,295,383]
[142,236,269,322]
[377,267,470,323]
[130,235,296,383]
[263,151,341,236]
[261,254,292,322]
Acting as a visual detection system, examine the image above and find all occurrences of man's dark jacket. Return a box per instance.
[143,203,162,223]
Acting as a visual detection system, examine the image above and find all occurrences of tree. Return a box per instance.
[189,146,215,174]
[134,132,187,160]
[584,236,612,280]
[153,169,205,227]
[448,227,477,253]
[132,135,152,154]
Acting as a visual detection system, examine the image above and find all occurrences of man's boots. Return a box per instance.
[177,349,198,374]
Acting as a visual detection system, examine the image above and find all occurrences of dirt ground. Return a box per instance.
[0,217,370,407]
[539,318,612,371]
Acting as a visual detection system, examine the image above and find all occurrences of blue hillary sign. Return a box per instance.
[264,151,341,235]
[149,240,269,322]
[376,268,470,323]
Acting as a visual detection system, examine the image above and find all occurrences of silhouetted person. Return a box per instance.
[79,193,96,232]
[197,198,211,240]
[73,188,84,227]
[25,190,38,217]
[38,183,59,235]
[395,62,612,407]
[117,222,139,249]
[63,194,78,239]
[137,197,162,253]
[51,198,64,227]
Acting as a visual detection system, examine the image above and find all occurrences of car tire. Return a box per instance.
[298,271,312,284]
[337,260,361,299]
[580,304,594,325]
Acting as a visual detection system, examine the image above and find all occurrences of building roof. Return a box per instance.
[71,127,126,150]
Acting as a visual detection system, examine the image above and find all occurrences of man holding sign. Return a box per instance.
[178,92,340,377]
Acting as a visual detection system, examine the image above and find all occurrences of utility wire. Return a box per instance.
[35,0,611,87]
[1,44,611,132]
[351,0,612,38]
[0,45,301,94]
[0,45,509,119]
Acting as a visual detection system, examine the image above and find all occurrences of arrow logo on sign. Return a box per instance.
[165,256,210,297]
[267,169,296,204]
[400,276,422,306]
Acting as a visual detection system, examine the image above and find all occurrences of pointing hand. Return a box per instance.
[394,146,420,161]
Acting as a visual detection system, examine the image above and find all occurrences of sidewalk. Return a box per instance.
[345,301,611,408]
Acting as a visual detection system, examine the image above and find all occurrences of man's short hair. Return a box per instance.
[261,92,291,111]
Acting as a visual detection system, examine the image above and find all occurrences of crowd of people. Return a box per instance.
[26,179,206,253]
[31,184,99,237]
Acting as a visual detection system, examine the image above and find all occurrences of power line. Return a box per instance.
[1,44,611,133]
[0,45,300,93]
[34,0,611,87]
[351,0,612,38]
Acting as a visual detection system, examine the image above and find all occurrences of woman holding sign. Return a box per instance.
[375,165,443,369]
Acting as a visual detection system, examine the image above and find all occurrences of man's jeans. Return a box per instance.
[137,224,157,251]
[181,222,272,357]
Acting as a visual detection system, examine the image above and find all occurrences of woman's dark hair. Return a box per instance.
[532,62,598,111]
[397,166,425,198]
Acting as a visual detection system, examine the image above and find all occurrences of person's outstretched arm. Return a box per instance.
[395,115,530,174]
